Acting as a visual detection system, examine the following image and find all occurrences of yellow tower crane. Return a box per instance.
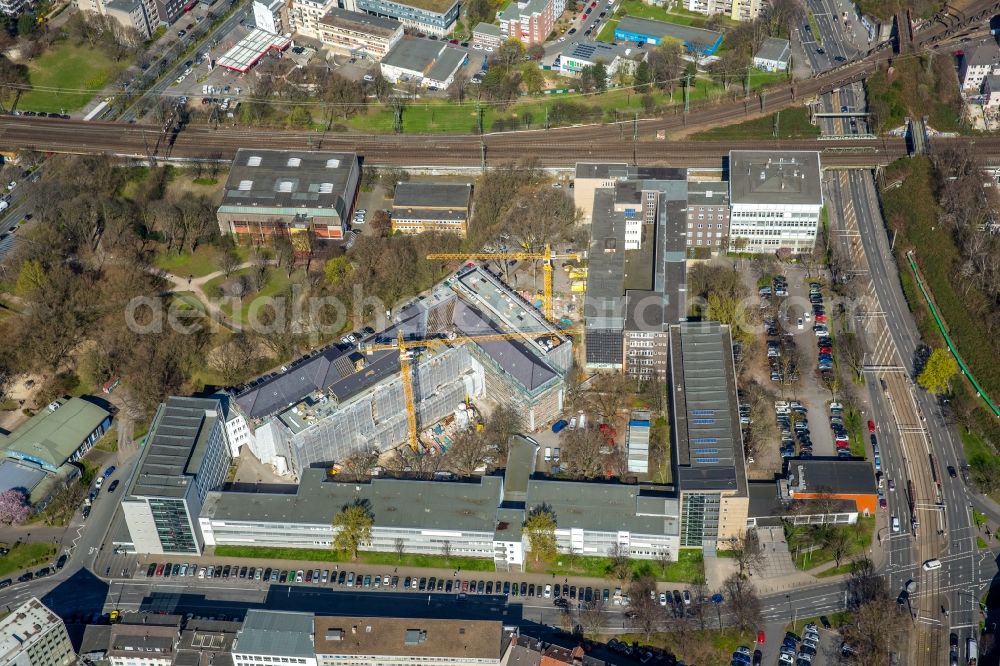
[426,244,584,322]
[365,327,582,453]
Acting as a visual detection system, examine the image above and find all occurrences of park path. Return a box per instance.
[153,260,271,330]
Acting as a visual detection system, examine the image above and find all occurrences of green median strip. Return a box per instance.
[213,545,495,571]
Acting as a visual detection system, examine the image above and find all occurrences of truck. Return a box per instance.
[0,200,9,212]
[967,637,977,665]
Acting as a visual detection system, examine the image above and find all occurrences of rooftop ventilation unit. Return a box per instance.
[247,156,262,166]
[287,157,302,167]
[278,181,294,192]
[319,182,334,194]
[326,158,340,168]
[238,180,253,191]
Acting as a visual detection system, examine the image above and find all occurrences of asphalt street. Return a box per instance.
[846,166,995,655]
[801,0,868,74]
[119,0,250,123]
[0,166,44,261]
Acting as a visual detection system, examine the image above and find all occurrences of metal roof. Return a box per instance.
[381,37,448,71]
[236,610,315,658]
[615,16,722,48]
[393,182,471,209]
[671,322,746,493]
[220,148,358,212]
[574,162,630,180]
[127,397,223,499]
[754,37,790,64]
[0,398,109,469]
[728,151,823,207]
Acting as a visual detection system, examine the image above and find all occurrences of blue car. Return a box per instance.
[103,466,116,478]
[551,419,568,433]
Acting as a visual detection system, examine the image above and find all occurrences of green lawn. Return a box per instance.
[691,106,820,140]
[155,246,247,278]
[785,517,874,571]
[213,267,298,324]
[615,0,737,29]
[622,628,752,664]
[596,18,619,42]
[214,545,495,571]
[531,549,703,583]
[978,536,989,549]
[17,41,130,113]
[0,542,57,578]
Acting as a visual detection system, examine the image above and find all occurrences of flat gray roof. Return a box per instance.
[313,617,505,659]
[526,479,679,537]
[584,189,627,330]
[754,37,790,63]
[220,149,358,213]
[624,290,665,332]
[687,181,730,206]
[320,7,401,34]
[0,397,110,470]
[393,182,471,209]
[728,151,823,207]
[236,610,315,658]
[575,162,630,180]
[381,37,447,70]
[426,46,466,82]
[204,468,504,534]
[128,397,223,499]
[473,22,502,37]
[786,459,877,496]
[672,322,746,494]
[615,16,722,48]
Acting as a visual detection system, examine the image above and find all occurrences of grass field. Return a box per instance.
[213,545,495,571]
[622,628,752,664]
[17,41,130,113]
[691,106,820,140]
[615,0,737,29]
[786,517,874,571]
[0,542,57,578]
[528,549,703,583]
[155,246,229,278]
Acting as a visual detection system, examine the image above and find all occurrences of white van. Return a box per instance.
[891,516,900,533]
[922,558,942,571]
[544,447,552,462]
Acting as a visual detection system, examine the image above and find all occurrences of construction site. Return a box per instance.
[234,263,575,480]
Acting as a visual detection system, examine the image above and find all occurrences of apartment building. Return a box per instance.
[120,396,233,555]
[960,39,1000,91]
[314,617,511,666]
[681,0,760,20]
[686,181,730,253]
[391,182,472,235]
[318,8,403,58]
[473,22,504,48]
[347,0,460,36]
[727,150,823,254]
[289,0,337,39]
[217,149,360,243]
[0,598,75,666]
[103,0,156,39]
[498,0,561,46]
[670,322,749,553]
[107,616,181,666]
[253,0,286,34]
[233,611,317,666]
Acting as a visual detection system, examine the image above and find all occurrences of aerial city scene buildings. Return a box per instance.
[0,0,995,665]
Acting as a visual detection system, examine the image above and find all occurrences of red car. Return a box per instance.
[835,441,851,450]
[819,346,832,354]
[868,419,876,433]
[757,630,766,644]
[815,314,828,322]
[879,497,887,509]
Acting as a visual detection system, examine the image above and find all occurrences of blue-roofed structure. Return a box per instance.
[614,16,723,55]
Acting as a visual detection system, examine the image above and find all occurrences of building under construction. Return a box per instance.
[233,264,571,478]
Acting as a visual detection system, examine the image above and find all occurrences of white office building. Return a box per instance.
[727,151,823,254]
[233,610,317,666]
[0,598,75,666]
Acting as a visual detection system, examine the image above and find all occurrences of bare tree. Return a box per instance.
[483,402,523,465]
[841,596,907,666]
[609,543,632,587]
[627,576,663,640]
[560,427,606,478]
[394,537,405,562]
[580,601,606,640]
[655,548,673,577]
[441,541,452,565]
[822,526,852,568]
[840,332,866,383]
[844,558,886,609]
[726,529,765,579]
[722,573,763,632]
[444,428,493,476]
[689,577,710,630]
[587,373,632,424]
